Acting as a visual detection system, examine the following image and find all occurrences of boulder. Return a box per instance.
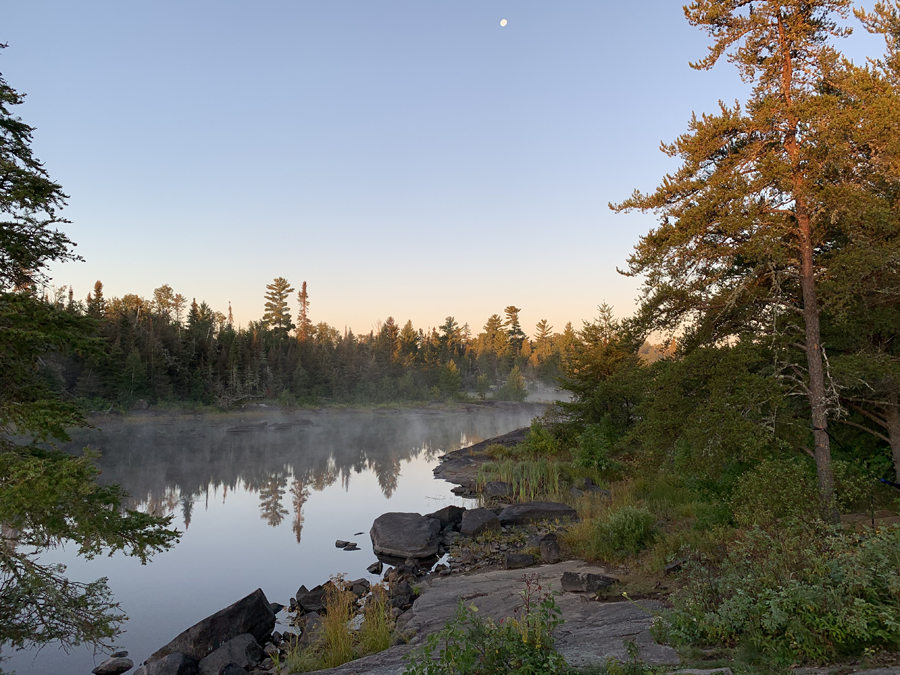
[220,665,244,675]
[133,653,198,675]
[459,508,501,538]
[370,512,441,559]
[483,481,513,498]
[148,588,275,663]
[561,571,617,593]
[298,612,324,646]
[198,634,262,675]
[349,578,370,596]
[367,561,384,575]
[296,584,328,613]
[426,505,466,529]
[498,501,577,526]
[540,539,561,564]
[92,657,135,675]
[505,553,536,569]
[335,540,350,548]
[525,532,557,550]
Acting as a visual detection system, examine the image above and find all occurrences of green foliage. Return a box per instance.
[666,523,900,663]
[476,374,490,401]
[521,419,560,456]
[593,506,657,558]
[403,577,568,675]
[731,458,820,526]
[572,423,614,470]
[494,366,527,402]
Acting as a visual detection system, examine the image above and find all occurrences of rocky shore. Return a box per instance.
[89,425,671,675]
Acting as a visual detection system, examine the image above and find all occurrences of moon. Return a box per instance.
[500,19,507,26]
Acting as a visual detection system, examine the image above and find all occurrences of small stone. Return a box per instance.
[367,561,384,575]
[268,602,284,614]
[92,657,135,675]
[335,540,350,548]
[390,607,403,619]
[540,539,561,564]
[569,486,585,498]
[111,651,129,659]
[343,543,360,551]
[561,571,617,593]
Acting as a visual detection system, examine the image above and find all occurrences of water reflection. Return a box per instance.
[60,406,541,540]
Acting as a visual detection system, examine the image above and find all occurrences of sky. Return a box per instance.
[2,1,886,337]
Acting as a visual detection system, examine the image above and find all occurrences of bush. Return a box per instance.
[665,522,900,663]
[572,423,610,469]
[731,458,819,526]
[494,366,527,402]
[522,420,560,456]
[594,506,656,557]
[402,577,568,675]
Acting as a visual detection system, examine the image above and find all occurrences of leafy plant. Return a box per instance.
[665,522,900,663]
[402,576,569,675]
[593,505,657,557]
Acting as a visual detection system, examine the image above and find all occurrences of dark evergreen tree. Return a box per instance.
[263,277,295,336]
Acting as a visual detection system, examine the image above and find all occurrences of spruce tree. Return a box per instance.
[296,280,312,341]
[262,276,295,336]
[0,50,177,652]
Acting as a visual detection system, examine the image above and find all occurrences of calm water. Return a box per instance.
[4,404,542,675]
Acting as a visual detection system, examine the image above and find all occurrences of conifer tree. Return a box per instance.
[0,51,177,653]
[504,306,526,353]
[262,277,295,336]
[296,281,312,341]
[614,0,854,520]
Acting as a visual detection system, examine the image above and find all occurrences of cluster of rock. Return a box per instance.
[114,588,278,675]
[370,501,579,574]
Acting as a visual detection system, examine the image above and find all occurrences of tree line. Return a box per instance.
[40,276,584,407]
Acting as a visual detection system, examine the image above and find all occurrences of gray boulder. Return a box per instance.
[498,501,577,526]
[198,634,262,675]
[425,505,466,529]
[132,653,197,675]
[299,612,324,646]
[92,657,134,675]
[540,539,561,564]
[459,508,501,538]
[148,588,275,663]
[371,513,441,559]
[296,584,328,613]
[483,481,513,498]
[561,571,617,593]
[220,665,245,675]
[505,553,536,569]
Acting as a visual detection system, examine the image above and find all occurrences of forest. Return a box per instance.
[38,277,582,407]
[3,0,900,671]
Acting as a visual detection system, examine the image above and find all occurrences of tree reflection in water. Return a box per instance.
[57,407,540,541]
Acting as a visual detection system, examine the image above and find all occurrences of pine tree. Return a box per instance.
[296,281,312,341]
[504,306,526,354]
[613,0,855,520]
[85,279,105,318]
[263,277,295,336]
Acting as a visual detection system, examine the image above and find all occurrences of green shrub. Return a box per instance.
[594,506,656,557]
[665,522,900,663]
[731,458,819,526]
[402,577,568,675]
[522,420,561,456]
[573,423,611,469]
[494,366,527,402]
[477,459,563,501]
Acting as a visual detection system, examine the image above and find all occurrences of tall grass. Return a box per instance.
[280,576,395,673]
[477,458,564,501]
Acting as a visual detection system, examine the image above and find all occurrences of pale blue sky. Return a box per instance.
[3,1,883,335]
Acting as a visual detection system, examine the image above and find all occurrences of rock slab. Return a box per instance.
[498,501,577,526]
[459,508,502,538]
[148,588,275,663]
[371,512,441,559]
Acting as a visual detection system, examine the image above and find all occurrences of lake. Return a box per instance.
[3,403,542,675]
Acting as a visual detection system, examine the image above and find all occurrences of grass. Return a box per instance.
[279,576,396,673]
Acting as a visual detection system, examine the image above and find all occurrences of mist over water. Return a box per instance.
[4,404,543,675]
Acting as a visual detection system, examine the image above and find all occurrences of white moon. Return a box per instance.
[500,19,507,26]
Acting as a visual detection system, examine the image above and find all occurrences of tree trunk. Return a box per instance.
[888,394,900,484]
[797,205,838,523]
